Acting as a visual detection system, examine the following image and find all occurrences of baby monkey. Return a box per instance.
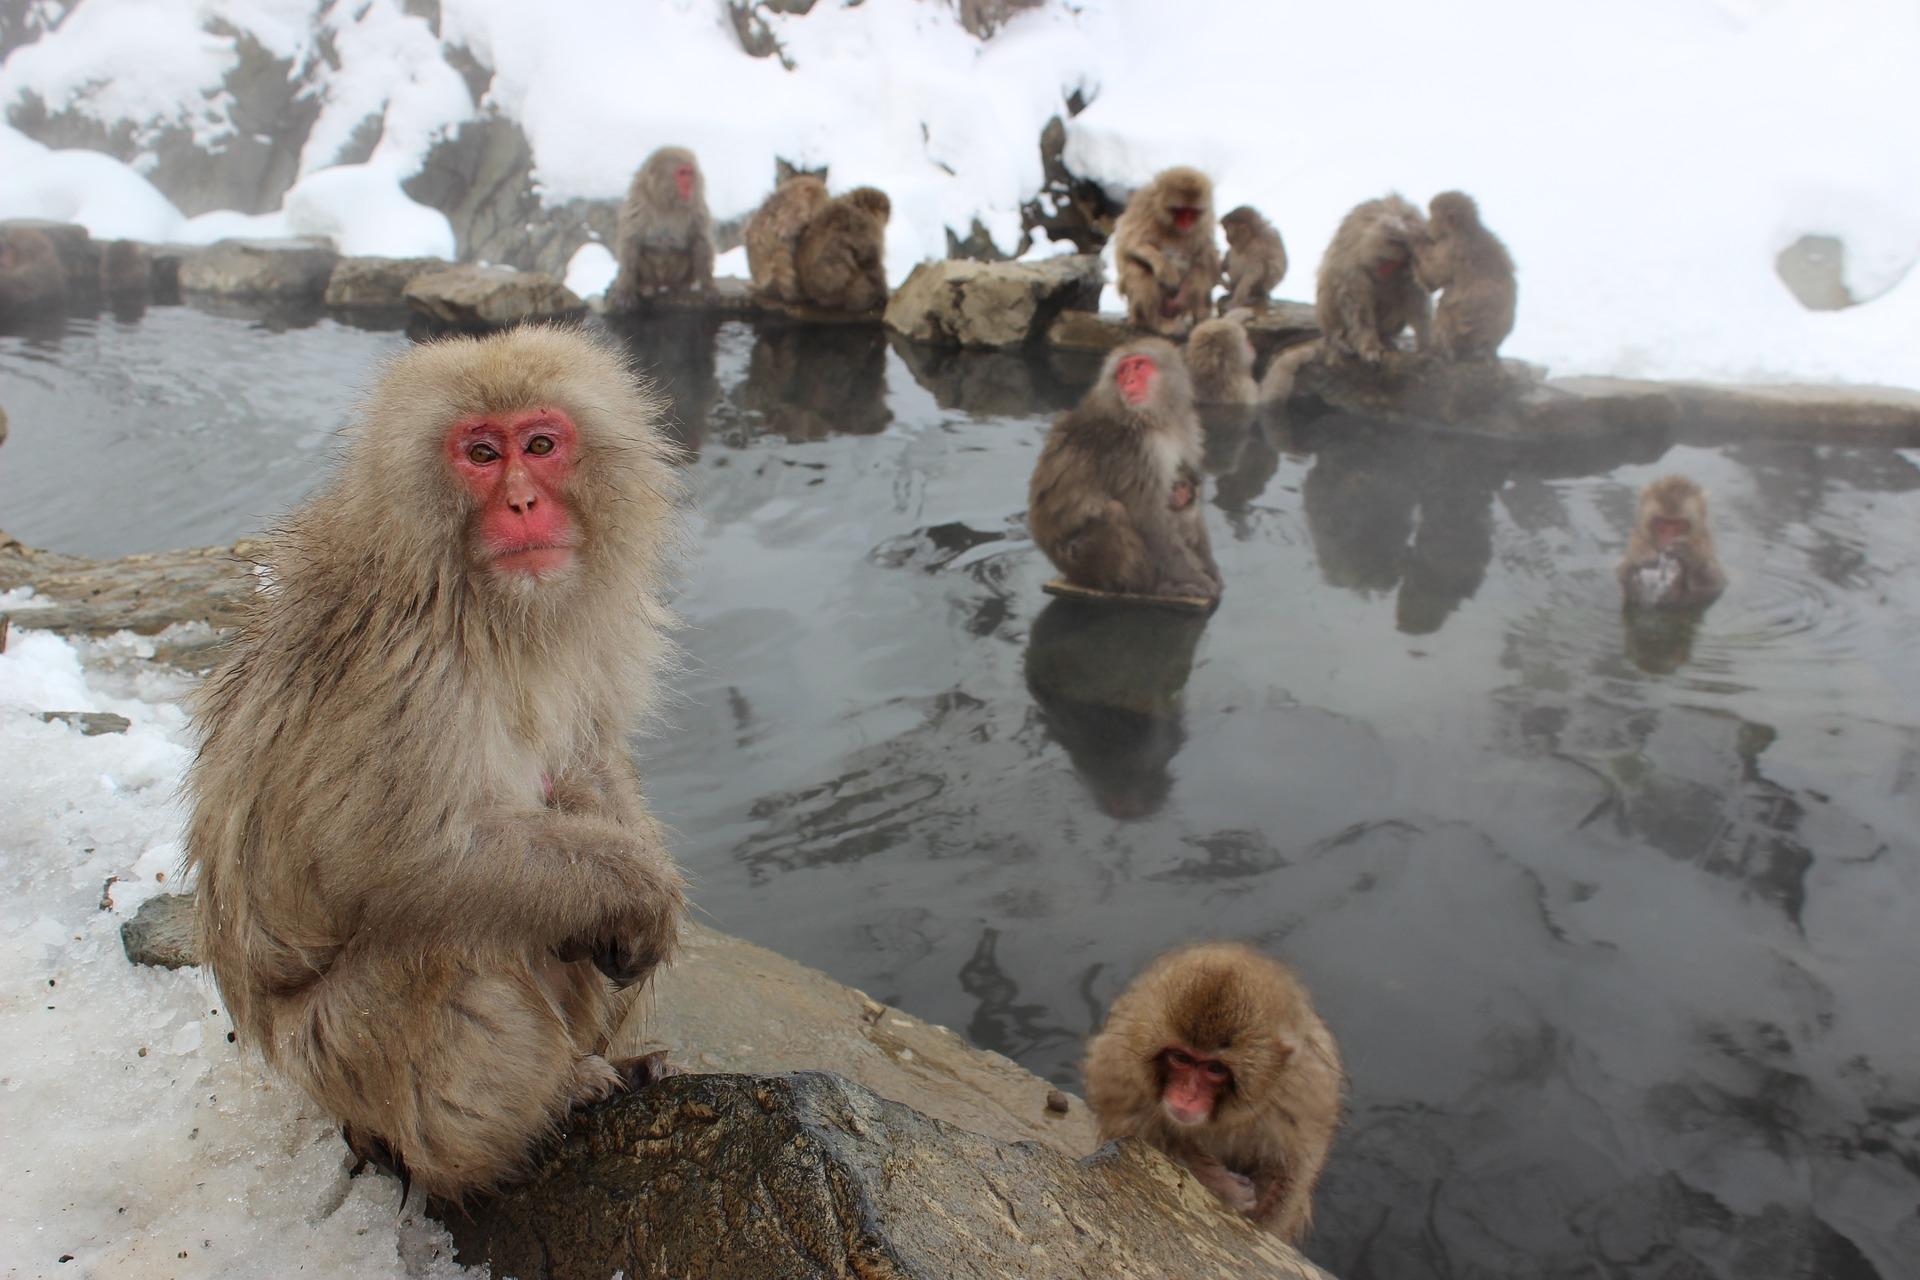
[1619,474,1727,609]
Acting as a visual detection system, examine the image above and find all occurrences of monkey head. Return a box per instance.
[1639,475,1708,552]
[446,407,581,579]
[645,146,702,205]
[1428,190,1481,233]
[846,187,892,225]
[1099,338,1191,414]
[1142,946,1307,1130]
[1152,167,1214,235]
[1219,205,1261,250]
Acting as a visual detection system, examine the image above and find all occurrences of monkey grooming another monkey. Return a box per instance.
[793,186,891,314]
[1315,194,1432,364]
[186,327,688,1201]
[1219,205,1287,314]
[1084,942,1344,1244]
[1413,191,1516,360]
[1619,474,1727,609]
[608,146,715,309]
[1112,166,1220,339]
[0,226,69,317]
[1028,338,1222,603]
[745,174,830,304]
[1185,318,1258,406]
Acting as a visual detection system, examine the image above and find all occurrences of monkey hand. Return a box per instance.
[1189,1158,1258,1214]
[555,878,683,988]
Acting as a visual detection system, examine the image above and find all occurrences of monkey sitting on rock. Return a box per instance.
[608,146,715,309]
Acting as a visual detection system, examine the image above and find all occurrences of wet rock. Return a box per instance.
[38,711,131,736]
[1774,234,1854,311]
[885,255,1103,348]
[447,1072,1329,1280]
[1552,376,1920,448]
[98,240,152,298]
[144,244,193,302]
[1048,303,1319,360]
[404,264,585,331]
[179,239,340,301]
[120,893,198,970]
[324,255,448,310]
[1,219,99,293]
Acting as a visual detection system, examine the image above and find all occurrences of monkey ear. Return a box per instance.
[1273,1035,1300,1066]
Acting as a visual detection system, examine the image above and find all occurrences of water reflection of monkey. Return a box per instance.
[1199,405,1281,523]
[601,311,721,454]
[1023,598,1208,820]
[735,323,892,441]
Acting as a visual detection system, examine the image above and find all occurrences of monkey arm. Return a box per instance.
[690,230,715,291]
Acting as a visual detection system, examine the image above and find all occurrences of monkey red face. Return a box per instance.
[674,165,694,202]
[1115,354,1157,407]
[445,409,580,577]
[1170,205,1201,232]
[1160,1046,1231,1126]
[1650,515,1692,549]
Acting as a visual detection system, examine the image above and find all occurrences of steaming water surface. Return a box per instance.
[3,306,1917,1280]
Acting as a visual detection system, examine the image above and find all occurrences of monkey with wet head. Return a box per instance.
[1112,167,1220,338]
[1219,205,1287,314]
[1028,338,1222,602]
[1316,194,1432,364]
[186,327,688,1201]
[1619,474,1726,610]
[1185,318,1257,406]
[1413,191,1516,360]
[608,146,715,309]
[1085,942,1344,1244]
[745,175,829,304]
[794,186,891,314]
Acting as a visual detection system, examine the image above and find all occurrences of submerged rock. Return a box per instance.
[179,239,340,301]
[885,255,1103,348]
[324,255,449,310]
[404,263,585,331]
[448,1072,1330,1280]
[120,892,197,970]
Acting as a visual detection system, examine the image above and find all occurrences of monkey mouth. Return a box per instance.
[1171,207,1200,231]
[1162,1099,1212,1127]
[489,544,576,576]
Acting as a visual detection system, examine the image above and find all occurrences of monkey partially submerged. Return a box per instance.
[1619,474,1727,610]
[186,327,688,1200]
[1084,943,1344,1244]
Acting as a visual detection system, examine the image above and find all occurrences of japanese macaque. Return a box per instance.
[1618,474,1727,609]
[1112,166,1220,338]
[185,327,689,1201]
[1028,339,1221,602]
[1256,339,1320,407]
[1219,205,1287,313]
[0,227,68,316]
[744,175,829,304]
[1185,318,1257,406]
[1084,943,1344,1243]
[608,146,715,309]
[1412,191,1516,360]
[794,186,891,313]
[1315,194,1432,364]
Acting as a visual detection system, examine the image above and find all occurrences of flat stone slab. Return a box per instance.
[179,238,339,301]
[1041,578,1217,614]
[602,275,884,326]
[324,255,448,309]
[405,263,586,330]
[885,255,1104,348]
[1048,302,1318,359]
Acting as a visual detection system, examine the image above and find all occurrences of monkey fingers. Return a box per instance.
[1189,1158,1258,1213]
[611,1049,682,1090]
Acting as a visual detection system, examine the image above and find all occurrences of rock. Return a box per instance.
[38,710,132,735]
[98,240,152,298]
[403,264,585,331]
[324,255,448,309]
[1047,303,1319,360]
[1774,234,1854,311]
[120,893,198,970]
[888,336,1085,418]
[1549,376,1920,448]
[954,0,1046,38]
[1047,1088,1072,1113]
[144,244,194,302]
[885,255,1103,349]
[1,218,97,298]
[1020,115,1121,256]
[179,239,339,301]
[447,1072,1330,1280]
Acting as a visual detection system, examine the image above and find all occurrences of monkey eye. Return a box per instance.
[526,434,555,457]
[1202,1061,1232,1082]
[467,442,500,465]
[1165,1048,1195,1068]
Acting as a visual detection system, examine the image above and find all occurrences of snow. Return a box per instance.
[564,240,618,299]
[0,626,466,1277]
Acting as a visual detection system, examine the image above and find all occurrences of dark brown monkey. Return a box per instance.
[608,146,715,309]
[0,227,68,316]
[1315,194,1431,363]
[1219,205,1286,313]
[185,327,688,1201]
[793,186,891,313]
[1413,191,1516,360]
[1084,942,1344,1243]
[1618,474,1727,609]
[1028,338,1221,602]
[745,175,830,304]
[1112,166,1219,338]
[1185,318,1257,405]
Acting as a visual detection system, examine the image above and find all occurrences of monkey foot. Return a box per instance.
[342,1123,414,1207]
[611,1049,682,1090]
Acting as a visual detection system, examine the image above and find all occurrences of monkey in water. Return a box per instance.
[1084,942,1344,1244]
[1315,194,1432,364]
[1112,166,1220,338]
[186,327,688,1201]
[1619,474,1727,609]
[0,226,68,316]
[793,186,891,313]
[608,146,715,308]
[1219,205,1287,314]
[1412,191,1516,360]
[1028,338,1222,603]
[745,175,830,304]
[1185,318,1258,406]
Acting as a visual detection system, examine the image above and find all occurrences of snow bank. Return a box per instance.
[0,624,464,1277]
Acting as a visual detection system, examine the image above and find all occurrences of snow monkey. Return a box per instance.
[1412,191,1516,360]
[1219,205,1287,313]
[1185,317,1258,406]
[745,174,830,304]
[1618,474,1727,610]
[608,145,715,308]
[1027,338,1222,602]
[186,327,689,1200]
[793,185,892,313]
[1112,166,1220,338]
[1315,193,1432,364]
[1084,942,1344,1244]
